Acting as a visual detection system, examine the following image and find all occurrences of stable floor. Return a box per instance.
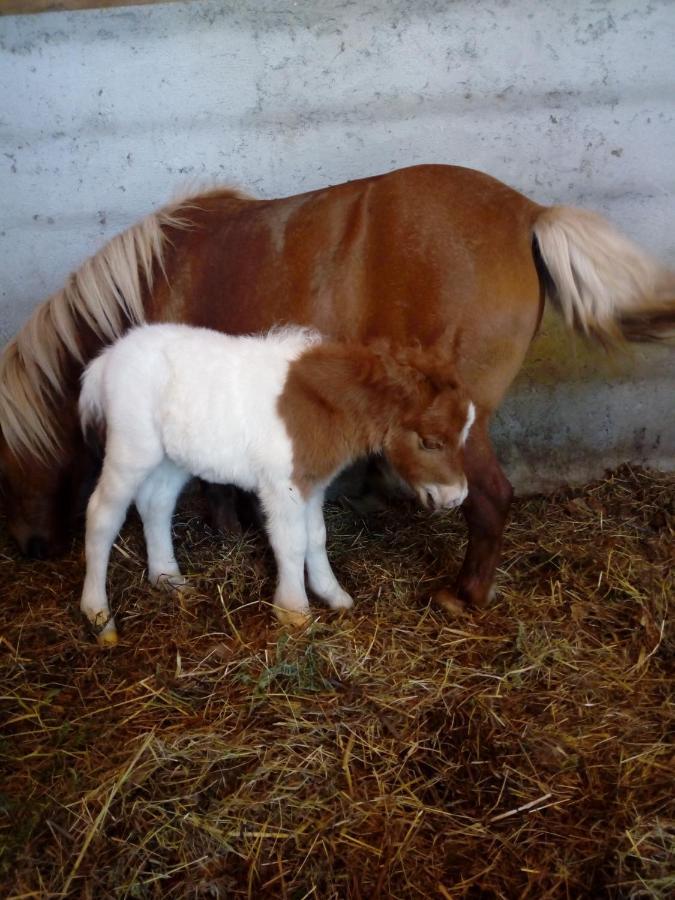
[1,466,673,898]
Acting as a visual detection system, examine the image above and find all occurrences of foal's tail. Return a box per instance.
[533,206,675,344]
[79,353,107,436]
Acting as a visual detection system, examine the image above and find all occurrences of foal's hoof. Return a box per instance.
[97,628,119,648]
[274,606,312,628]
[174,582,201,602]
[327,589,354,611]
[88,612,118,647]
[432,589,470,617]
[154,573,190,594]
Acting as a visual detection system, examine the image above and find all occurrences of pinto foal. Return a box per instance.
[79,324,474,644]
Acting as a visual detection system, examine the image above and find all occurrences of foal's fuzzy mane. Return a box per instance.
[0,196,210,463]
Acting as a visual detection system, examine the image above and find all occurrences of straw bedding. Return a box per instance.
[1,465,673,898]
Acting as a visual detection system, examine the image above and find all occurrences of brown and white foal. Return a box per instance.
[79,324,474,644]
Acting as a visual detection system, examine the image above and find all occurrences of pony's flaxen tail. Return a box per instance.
[533,205,675,344]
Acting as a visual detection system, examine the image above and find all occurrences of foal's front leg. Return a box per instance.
[260,484,311,627]
[305,487,353,610]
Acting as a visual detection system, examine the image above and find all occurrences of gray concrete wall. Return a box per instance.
[1,0,674,491]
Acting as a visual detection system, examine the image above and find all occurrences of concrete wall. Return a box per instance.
[1,0,674,490]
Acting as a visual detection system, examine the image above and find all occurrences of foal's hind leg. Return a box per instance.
[81,462,148,645]
[135,460,191,591]
[448,424,513,609]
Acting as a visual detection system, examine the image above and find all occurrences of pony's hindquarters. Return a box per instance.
[534,205,675,345]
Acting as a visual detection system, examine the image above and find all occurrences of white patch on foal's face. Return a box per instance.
[460,401,476,447]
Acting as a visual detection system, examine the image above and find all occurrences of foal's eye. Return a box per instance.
[419,436,444,451]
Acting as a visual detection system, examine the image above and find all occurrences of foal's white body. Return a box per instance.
[79,324,352,643]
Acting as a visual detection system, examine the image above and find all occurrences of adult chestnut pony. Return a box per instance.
[1,164,674,608]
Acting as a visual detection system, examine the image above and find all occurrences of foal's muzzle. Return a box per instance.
[417,480,468,510]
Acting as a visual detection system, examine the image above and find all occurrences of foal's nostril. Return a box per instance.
[26,536,49,560]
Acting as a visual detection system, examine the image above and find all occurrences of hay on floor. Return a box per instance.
[0,465,673,898]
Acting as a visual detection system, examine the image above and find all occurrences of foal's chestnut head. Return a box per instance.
[377,345,475,510]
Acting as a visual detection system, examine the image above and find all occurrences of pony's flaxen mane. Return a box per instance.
[0,199,198,463]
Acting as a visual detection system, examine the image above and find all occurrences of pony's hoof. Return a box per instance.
[274,606,312,628]
[432,589,470,617]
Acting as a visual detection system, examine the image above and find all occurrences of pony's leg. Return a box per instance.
[304,487,353,610]
[202,482,243,535]
[260,485,311,627]
[135,460,190,591]
[451,425,513,609]
[81,462,146,646]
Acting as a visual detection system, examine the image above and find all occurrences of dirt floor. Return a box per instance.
[0,465,673,899]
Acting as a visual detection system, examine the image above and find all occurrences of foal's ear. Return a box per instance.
[400,345,461,392]
[414,328,465,390]
[418,326,463,362]
[364,336,394,357]
[363,340,428,399]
